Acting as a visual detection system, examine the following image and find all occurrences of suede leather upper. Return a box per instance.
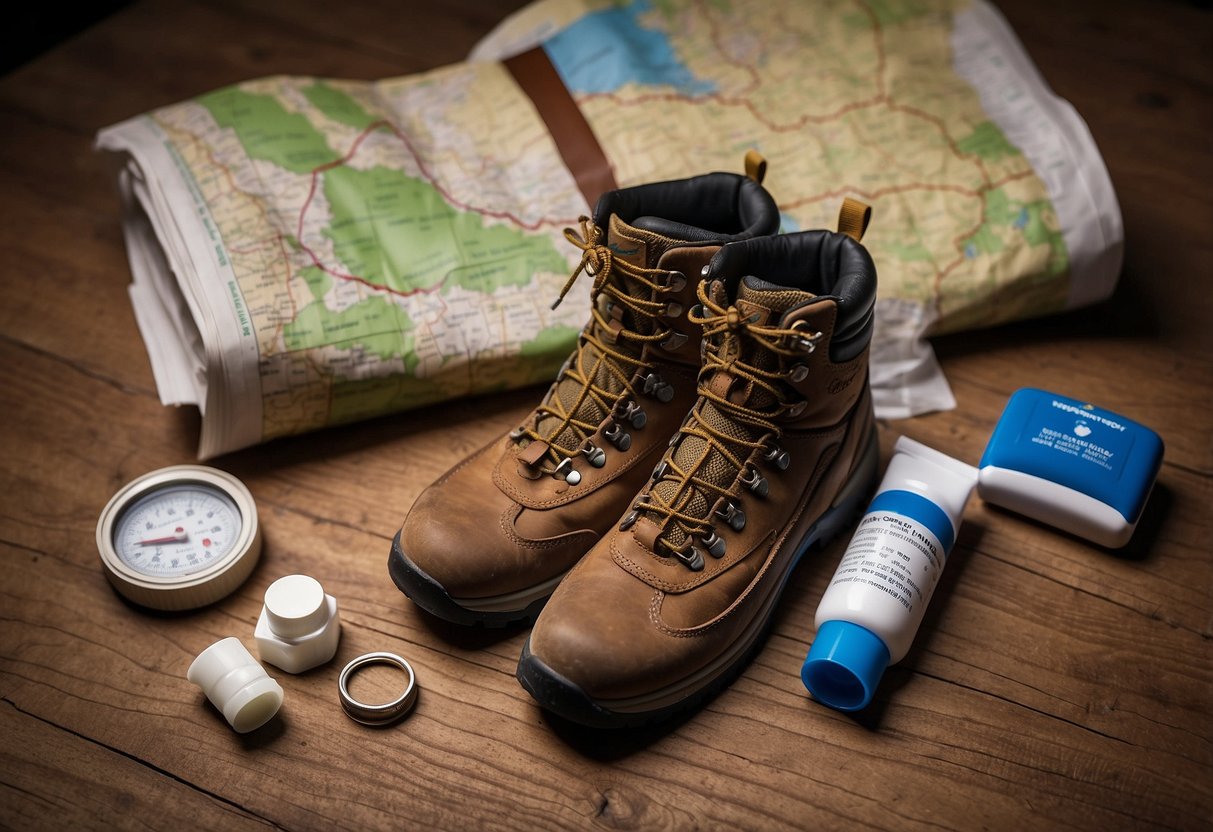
[396,172,781,615]
[523,226,879,711]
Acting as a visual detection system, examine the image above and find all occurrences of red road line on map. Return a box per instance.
[700,0,761,96]
[580,0,891,134]
[780,169,1034,209]
[932,169,1038,289]
[857,0,889,99]
[782,181,980,210]
[579,88,888,133]
[366,119,577,231]
[227,240,278,256]
[779,165,1038,306]
[888,100,993,187]
[295,119,579,300]
[277,233,298,324]
[294,123,441,300]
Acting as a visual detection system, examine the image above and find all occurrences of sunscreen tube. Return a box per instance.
[802,437,977,711]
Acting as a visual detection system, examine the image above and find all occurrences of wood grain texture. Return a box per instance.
[1,1,1210,830]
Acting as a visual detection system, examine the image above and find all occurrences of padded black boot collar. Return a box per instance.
[594,172,779,244]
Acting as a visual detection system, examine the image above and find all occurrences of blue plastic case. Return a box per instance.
[977,388,1163,548]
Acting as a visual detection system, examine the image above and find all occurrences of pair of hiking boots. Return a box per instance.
[389,162,879,728]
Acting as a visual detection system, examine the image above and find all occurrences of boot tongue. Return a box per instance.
[605,213,655,269]
[710,275,816,407]
[735,274,816,322]
[647,276,815,552]
[529,216,681,458]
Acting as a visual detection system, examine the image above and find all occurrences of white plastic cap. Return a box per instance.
[264,575,329,638]
[187,637,283,733]
[255,575,341,674]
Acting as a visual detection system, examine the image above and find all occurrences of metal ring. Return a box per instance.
[338,652,418,726]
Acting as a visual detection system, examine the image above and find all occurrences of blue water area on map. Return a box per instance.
[543,0,717,96]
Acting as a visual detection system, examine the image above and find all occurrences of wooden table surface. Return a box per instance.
[2,1,1209,829]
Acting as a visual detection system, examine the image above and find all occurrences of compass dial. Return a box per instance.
[112,484,242,578]
[97,466,261,611]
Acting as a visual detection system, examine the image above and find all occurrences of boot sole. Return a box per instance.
[516,427,880,727]
[388,531,562,628]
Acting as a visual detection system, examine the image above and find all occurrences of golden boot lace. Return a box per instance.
[517,202,880,723]
[389,168,780,626]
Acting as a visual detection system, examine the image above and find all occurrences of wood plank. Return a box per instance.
[0,0,1210,829]
[2,333,1209,829]
[0,701,268,830]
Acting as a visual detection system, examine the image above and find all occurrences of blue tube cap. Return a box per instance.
[801,620,890,712]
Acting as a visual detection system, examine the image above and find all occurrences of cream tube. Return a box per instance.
[802,436,977,711]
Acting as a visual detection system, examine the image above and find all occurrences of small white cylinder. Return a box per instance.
[264,575,329,638]
[187,637,283,733]
[255,575,341,674]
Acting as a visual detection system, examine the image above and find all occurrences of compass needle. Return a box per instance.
[138,530,190,546]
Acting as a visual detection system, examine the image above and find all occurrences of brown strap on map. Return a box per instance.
[837,198,871,242]
[504,47,618,207]
[743,150,767,184]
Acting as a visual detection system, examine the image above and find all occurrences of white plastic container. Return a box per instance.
[801,437,978,711]
[187,637,283,733]
[254,574,341,674]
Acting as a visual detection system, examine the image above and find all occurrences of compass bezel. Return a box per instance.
[96,465,262,611]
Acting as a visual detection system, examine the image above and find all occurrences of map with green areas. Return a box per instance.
[110,0,1100,453]
[155,71,588,441]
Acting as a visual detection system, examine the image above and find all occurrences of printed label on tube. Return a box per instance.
[830,506,943,618]
[826,488,955,620]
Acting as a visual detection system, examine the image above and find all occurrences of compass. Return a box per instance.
[96,465,262,611]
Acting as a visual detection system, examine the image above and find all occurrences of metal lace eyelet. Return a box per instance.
[508,426,526,440]
[553,458,581,486]
[715,500,746,532]
[613,399,647,429]
[663,301,683,318]
[701,530,726,558]
[700,264,711,278]
[660,330,688,351]
[671,540,705,572]
[604,422,632,451]
[789,363,808,383]
[741,467,769,497]
[662,271,687,292]
[581,440,607,468]
[785,401,807,418]
[789,320,821,352]
[642,372,674,403]
[651,460,669,481]
[619,509,639,531]
[763,443,791,471]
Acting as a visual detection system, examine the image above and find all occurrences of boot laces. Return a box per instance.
[515,218,677,477]
[636,280,821,567]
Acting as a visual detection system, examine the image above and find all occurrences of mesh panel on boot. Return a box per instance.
[648,278,816,549]
[531,217,684,454]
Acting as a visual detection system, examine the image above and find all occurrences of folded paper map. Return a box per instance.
[97,0,1121,458]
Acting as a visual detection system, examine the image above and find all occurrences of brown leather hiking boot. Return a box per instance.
[516,203,880,725]
[389,170,780,625]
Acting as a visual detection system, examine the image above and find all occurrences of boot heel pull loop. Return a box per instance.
[743,150,767,184]
[837,198,871,242]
